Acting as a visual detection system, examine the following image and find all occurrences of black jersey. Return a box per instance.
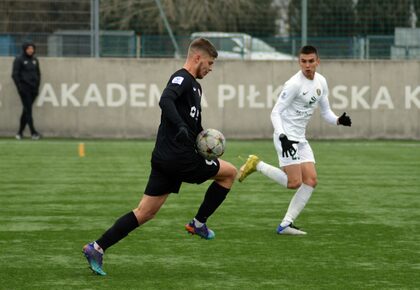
[152,68,204,161]
[12,42,41,90]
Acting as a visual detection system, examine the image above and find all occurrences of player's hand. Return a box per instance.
[279,134,299,158]
[338,112,352,126]
[175,126,191,145]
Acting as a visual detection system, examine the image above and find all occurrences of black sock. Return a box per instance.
[96,211,139,251]
[195,181,230,224]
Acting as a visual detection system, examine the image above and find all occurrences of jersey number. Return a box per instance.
[205,159,217,166]
[190,106,199,120]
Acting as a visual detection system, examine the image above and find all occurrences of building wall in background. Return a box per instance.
[0,58,419,139]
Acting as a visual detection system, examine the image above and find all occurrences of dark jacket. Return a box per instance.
[12,42,41,91]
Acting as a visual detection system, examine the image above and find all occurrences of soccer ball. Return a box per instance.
[196,128,226,160]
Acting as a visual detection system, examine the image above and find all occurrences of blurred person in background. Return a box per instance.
[12,41,41,140]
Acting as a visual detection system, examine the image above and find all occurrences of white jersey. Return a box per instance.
[271,70,338,142]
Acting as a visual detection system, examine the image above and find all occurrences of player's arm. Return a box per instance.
[270,81,297,135]
[319,78,351,127]
[159,87,185,127]
[35,57,41,91]
[318,88,351,127]
[11,57,22,91]
[159,78,191,144]
[271,81,299,157]
[319,97,351,126]
[318,92,339,126]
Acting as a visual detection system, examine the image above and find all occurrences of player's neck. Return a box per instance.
[183,63,197,79]
[302,70,315,80]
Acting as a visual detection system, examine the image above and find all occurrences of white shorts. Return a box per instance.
[273,134,316,167]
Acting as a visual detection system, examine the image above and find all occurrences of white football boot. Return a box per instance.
[276,223,307,235]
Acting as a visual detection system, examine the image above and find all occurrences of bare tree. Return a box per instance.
[289,0,356,37]
[100,0,275,35]
[355,0,411,35]
[0,0,90,33]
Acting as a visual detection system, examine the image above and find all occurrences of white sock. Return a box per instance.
[281,183,314,227]
[193,218,204,228]
[256,161,288,187]
[93,241,104,254]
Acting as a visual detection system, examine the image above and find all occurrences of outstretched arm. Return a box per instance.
[319,86,351,127]
[318,91,340,126]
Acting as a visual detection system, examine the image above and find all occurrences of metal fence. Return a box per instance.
[0,32,402,60]
[0,0,419,60]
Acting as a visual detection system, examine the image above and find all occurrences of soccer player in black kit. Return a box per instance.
[83,38,237,276]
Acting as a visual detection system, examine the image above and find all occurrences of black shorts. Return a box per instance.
[144,154,220,196]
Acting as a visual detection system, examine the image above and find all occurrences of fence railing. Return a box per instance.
[0,32,413,60]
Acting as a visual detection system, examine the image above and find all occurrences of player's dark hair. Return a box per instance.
[189,38,218,58]
[299,45,318,56]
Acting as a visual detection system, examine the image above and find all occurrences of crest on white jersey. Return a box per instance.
[317,88,321,96]
[280,91,287,99]
[172,76,184,85]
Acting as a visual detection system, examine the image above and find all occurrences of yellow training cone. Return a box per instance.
[79,143,85,157]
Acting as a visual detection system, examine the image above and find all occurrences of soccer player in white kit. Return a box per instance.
[238,45,352,235]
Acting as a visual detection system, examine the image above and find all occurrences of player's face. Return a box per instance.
[299,53,319,80]
[195,53,215,79]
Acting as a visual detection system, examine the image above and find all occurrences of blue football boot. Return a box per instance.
[82,243,107,276]
[185,221,215,240]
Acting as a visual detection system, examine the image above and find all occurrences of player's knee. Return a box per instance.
[228,164,238,181]
[221,162,237,181]
[133,207,157,224]
[287,179,302,189]
[215,161,237,188]
[304,177,317,188]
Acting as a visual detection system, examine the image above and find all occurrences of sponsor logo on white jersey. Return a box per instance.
[172,76,184,85]
[309,96,317,105]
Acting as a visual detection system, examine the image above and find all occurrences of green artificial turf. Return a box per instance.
[0,139,419,290]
